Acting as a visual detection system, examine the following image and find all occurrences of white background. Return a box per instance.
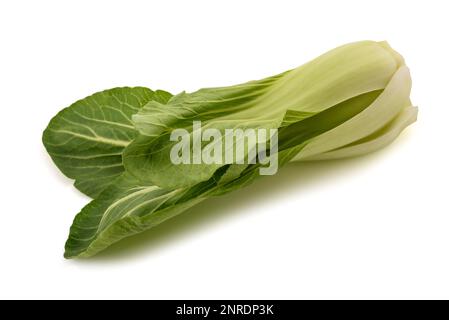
[1,0,448,299]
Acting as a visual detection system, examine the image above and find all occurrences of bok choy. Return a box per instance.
[42,40,417,258]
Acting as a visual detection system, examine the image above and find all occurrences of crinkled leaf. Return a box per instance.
[42,87,172,198]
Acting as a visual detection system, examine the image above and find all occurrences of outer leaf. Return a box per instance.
[42,87,172,198]
[65,160,280,258]
[65,172,220,258]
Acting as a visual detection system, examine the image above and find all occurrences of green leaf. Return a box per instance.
[42,87,172,198]
[64,172,222,258]
[64,145,297,258]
